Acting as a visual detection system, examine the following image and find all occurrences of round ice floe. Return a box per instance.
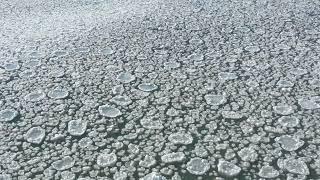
[221,111,244,120]
[52,156,75,170]
[238,147,258,162]
[3,62,20,71]
[141,172,167,180]
[168,133,193,145]
[217,160,241,177]
[48,88,69,99]
[188,53,204,61]
[97,153,117,167]
[53,51,67,57]
[140,118,163,130]
[0,109,18,122]
[219,72,238,81]
[29,51,42,58]
[25,60,41,68]
[204,94,226,106]
[75,47,90,53]
[278,116,299,127]
[20,70,35,78]
[101,46,114,55]
[0,174,11,180]
[273,105,294,115]
[113,171,128,180]
[258,165,279,179]
[161,152,186,164]
[189,38,203,45]
[245,45,260,53]
[164,61,180,69]
[116,72,135,84]
[282,159,309,175]
[25,127,45,144]
[68,119,87,136]
[98,105,122,118]
[79,137,93,148]
[186,158,210,175]
[139,155,156,168]
[49,68,65,78]
[277,79,294,87]
[112,85,124,95]
[138,83,158,92]
[289,68,307,76]
[25,90,46,102]
[309,79,320,87]
[110,95,132,106]
[275,135,304,151]
[61,171,75,180]
[298,98,320,110]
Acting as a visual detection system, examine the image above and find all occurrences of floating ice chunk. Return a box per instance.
[0,174,12,180]
[171,173,182,180]
[273,105,294,115]
[258,165,279,179]
[168,133,193,145]
[204,94,226,106]
[20,70,35,78]
[219,72,238,81]
[217,160,241,177]
[238,147,258,162]
[189,38,203,45]
[289,68,307,76]
[52,156,75,170]
[277,79,294,87]
[138,83,158,92]
[161,152,186,164]
[97,153,117,167]
[3,62,20,71]
[117,72,135,83]
[278,116,299,127]
[112,85,124,95]
[49,68,65,78]
[113,171,128,180]
[164,61,180,69]
[309,79,320,87]
[221,111,244,119]
[78,178,92,180]
[188,53,204,61]
[75,47,90,53]
[0,109,18,122]
[54,50,67,57]
[98,105,122,118]
[78,137,93,148]
[283,159,309,175]
[194,146,209,158]
[298,98,320,110]
[140,118,163,130]
[68,119,87,136]
[25,60,41,68]
[245,45,260,53]
[186,158,210,175]
[25,90,46,102]
[25,127,46,144]
[166,107,179,117]
[139,155,156,168]
[110,95,132,106]
[141,172,167,180]
[101,46,114,55]
[48,88,69,99]
[275,135,304,151]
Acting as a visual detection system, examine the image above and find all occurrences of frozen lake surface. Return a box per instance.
[1,0,320,179]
